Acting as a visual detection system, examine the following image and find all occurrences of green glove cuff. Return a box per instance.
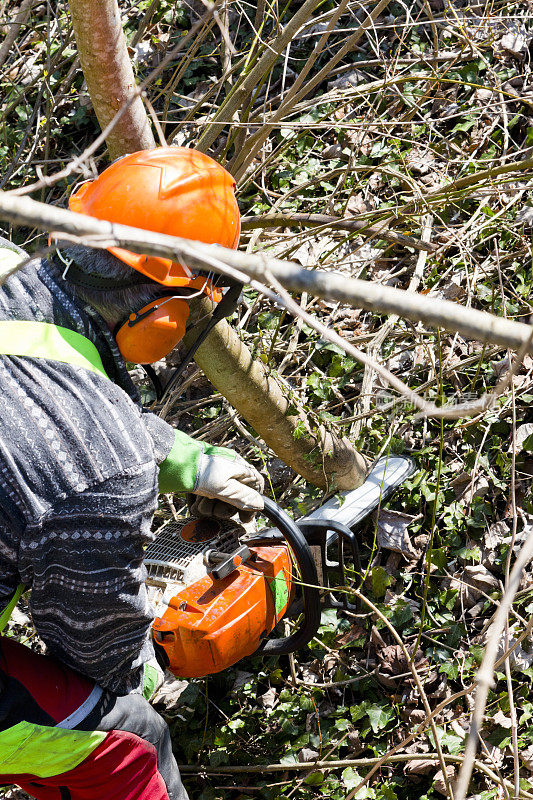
[142,662,162,701]
[203,442,238,461]
[157,429,237,494]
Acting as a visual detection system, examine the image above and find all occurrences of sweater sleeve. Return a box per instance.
[142,411,175,465]
[24,464,159,696]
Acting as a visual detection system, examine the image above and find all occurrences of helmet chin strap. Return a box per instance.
[54,253,149,291]
[53,252,241,405]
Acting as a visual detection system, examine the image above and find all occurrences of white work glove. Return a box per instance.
[189,448,264,523]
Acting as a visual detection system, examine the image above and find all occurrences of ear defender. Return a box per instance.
[115,297,190,364]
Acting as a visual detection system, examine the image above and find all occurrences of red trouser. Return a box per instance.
[0,637,188,800]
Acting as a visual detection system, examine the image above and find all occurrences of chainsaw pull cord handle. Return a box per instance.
[256,496,321,656]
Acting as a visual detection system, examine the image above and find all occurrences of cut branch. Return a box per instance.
[0,190,531,357]
[182,296,369,488]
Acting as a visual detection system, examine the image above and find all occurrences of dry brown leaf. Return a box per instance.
[259,687,278,710]
[152,676,189,711]
[404,759,436,778]
[346,729,364,755]
[446,564,499,609]
[514,423,533,451]
[492,709,512,729]
[433,765,456,795]
[520,743,533,771]
[298,747,319,763]
[336,622,366,647]
[374,509,418,558]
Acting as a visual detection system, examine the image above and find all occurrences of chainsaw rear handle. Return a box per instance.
[255,497,321,656]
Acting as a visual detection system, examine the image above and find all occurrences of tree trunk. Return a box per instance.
[68,0,154,159]
[67,0,369,490]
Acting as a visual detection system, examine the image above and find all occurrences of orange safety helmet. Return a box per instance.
[69,147,240,291]
[68,147,241,364]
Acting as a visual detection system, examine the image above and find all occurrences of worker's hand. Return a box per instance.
[189,447,264,523]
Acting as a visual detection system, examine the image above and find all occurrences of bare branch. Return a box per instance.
[455,522,533,800]
[0,0,34,71]
[1,191,532,359]
[240,213,438,252]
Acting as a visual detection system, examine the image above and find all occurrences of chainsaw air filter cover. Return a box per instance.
[146,516,293,678]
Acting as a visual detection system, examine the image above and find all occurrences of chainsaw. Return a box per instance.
[146,455,416,678]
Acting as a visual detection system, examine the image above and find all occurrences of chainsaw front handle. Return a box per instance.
[255,497,321,656]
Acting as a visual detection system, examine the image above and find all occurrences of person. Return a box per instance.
[0,148,264,799]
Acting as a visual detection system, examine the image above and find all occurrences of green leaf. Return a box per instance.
[431,548,448,570]
[304,770,325,785]
[351,701,370,722]
[280,752,298,765]
[335,718,351,732]
[372,566,393,598]
[470,645,485,664]
[319,608,339,630]
[208,749,229,766]
[455,545,481,563]
[452,118,477,133]
[366,704,394,733]
[441,731,464,754]
[522,434,533,452]
[440,661,459,680]
[292,420,307,440]
[342,768,373,798]
[379,786,398,800]
[342,767,361,790]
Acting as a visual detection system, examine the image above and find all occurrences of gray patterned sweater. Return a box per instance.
[0,240,175,695]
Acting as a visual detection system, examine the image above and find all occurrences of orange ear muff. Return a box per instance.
[115,297,190,364]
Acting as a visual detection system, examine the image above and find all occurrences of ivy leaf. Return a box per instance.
[440,661,459,680]
[366,705,394,733]
[208,749,229,766]
[227,718,245,731]
[342,767,361,790]
[304,770,325,785]
[342,768,373,797]
[441,731,464,754]
[372,566,393,598]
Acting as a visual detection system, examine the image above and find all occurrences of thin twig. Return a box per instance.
[454,522,533,800]
[241,212,437,252]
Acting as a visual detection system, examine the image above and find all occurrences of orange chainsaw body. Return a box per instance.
[152,545,293,678]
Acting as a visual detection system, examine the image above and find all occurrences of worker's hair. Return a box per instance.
[60,245,162,328]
